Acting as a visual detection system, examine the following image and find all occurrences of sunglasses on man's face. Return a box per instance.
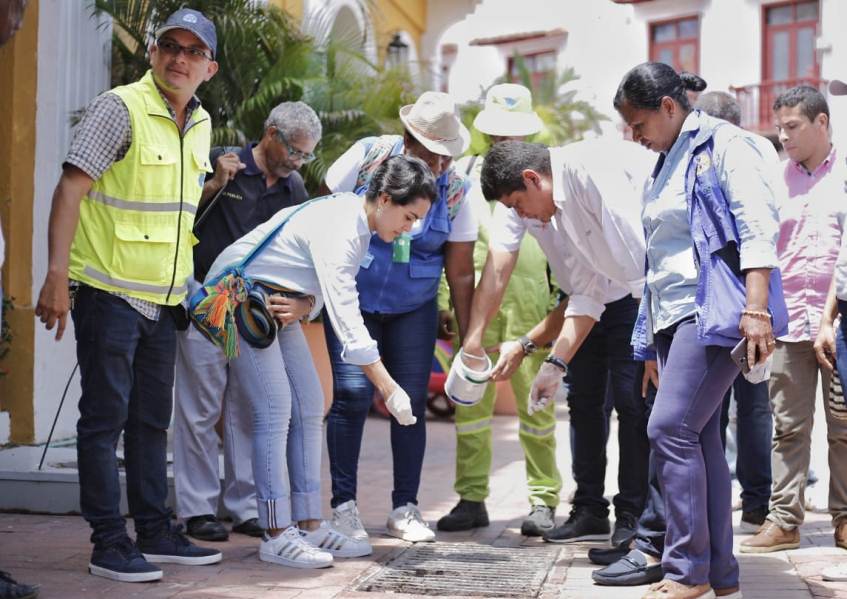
[156,38,213,62]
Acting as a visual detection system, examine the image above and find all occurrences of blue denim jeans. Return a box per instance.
[720,377,772,512]
[227,322,324,529]
[652,318,739,588]
[325,299,437,509]
[72,286,176,546]
[565,295,649,518]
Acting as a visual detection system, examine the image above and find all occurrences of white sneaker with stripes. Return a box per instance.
[259,527,333,569]
[331,500,369,541]
[386,503,436,542]
[300,521,373,558]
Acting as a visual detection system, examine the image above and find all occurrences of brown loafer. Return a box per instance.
[642,579,715,599]
[739,520,799,553]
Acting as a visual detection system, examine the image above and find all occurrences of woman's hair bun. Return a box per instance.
[679,72,707,92]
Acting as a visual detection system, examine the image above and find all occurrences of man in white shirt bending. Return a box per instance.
[463,139,656,553]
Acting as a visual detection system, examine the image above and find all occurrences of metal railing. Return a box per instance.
[731,77,828,135]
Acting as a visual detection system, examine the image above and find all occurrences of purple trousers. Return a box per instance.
[651,319,740,588]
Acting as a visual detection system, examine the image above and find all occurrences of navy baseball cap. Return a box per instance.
[155,8,217,58]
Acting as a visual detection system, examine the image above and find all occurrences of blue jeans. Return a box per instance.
[651,318,739,588]
[227,322,324,529]
[325,299,437,509]
[72,286,176,546]
[720,377,772,512]
[565,295,649,518]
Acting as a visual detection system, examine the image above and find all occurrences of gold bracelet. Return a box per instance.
[741,309,770,320]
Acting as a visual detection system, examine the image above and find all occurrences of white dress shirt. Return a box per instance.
[489,139,652,320]
[206,193,379,366]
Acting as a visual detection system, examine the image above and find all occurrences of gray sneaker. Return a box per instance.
[521,505,555,536]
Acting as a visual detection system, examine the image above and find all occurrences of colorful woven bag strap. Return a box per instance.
[190,195,332,359]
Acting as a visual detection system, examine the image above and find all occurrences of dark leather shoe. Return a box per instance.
[591,549,662,586]
[588,545,629,566]
[186,515,228,542]
[436,499,489,531]
[231,517,264,538]
[542,506,609,543]
[611,512,638,547]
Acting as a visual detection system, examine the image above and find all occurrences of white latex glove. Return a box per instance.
[385,387,417,426]
[528,362,565,415]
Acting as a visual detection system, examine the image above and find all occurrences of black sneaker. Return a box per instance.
[521,505,556,536]
[0,571,39,599]
[436,499,489,532]
[232,517,264,538]
[88,536,162,583]
[740,506,768,534]
[611,512,639,547]
[542,507,610,544]
[186,515,229,542]
[137,523,223,565]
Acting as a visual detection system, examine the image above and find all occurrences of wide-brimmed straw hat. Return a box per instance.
[399,91,470,157]
[473,83,543,137]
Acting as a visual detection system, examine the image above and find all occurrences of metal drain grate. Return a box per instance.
[354,542,561,597]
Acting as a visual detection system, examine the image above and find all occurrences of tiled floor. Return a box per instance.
[1,410,845,598]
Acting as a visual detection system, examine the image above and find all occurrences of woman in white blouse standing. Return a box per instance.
[198,155,436,569]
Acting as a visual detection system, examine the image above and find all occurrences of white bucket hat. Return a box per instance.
[399,91,470,157]
[473,83,543,137]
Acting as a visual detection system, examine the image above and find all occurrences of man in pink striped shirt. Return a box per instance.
[742,85,847,554]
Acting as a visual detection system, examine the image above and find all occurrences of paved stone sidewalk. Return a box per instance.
[1,412,845,598]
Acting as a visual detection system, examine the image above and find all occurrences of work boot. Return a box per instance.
[436,499,489,532]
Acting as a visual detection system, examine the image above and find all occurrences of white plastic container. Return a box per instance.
[445,349,494,406]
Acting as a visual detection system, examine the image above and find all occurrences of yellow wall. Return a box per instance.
[271,0,305,20]
[269,0,427,62]
[372,0,427,62]
[0,0,38,443]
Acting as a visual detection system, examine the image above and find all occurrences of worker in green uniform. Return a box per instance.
[437,84,562,536]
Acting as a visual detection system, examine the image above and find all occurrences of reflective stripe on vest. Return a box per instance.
[68,70,212,305]
[88,190,199,216]
[83,266,188,296]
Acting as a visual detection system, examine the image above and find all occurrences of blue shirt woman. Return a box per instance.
[616,62,783,599]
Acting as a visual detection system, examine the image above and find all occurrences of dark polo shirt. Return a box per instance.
[193,143,309,282]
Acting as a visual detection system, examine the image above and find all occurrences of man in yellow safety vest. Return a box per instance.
[34,8,223,584]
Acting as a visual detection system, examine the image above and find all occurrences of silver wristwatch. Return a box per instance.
[518,335,537,356]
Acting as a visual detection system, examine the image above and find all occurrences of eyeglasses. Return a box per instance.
[156,38,213,62]
[275,130,317,163]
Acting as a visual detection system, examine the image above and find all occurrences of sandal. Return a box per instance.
[642,579,716,599]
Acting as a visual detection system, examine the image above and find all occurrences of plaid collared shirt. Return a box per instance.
[65,85,202,321]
